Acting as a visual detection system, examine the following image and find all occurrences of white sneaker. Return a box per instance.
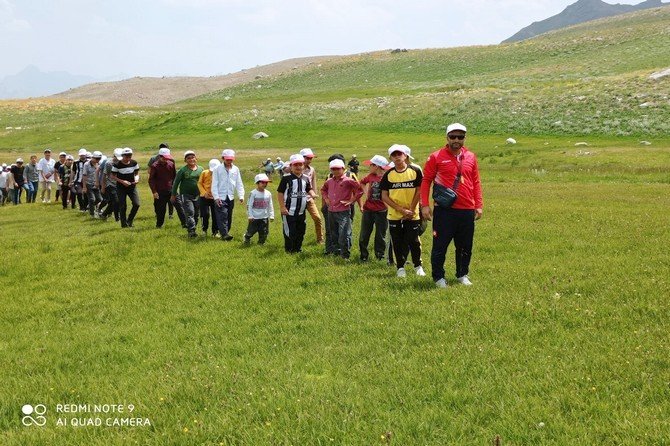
[457,275,473,286]
[396,268,406,278]
[435,278,448,288]
[415,266,426,276]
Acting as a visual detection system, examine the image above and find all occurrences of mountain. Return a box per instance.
[51,56,340,106]
[0,65,103,99]
[502,0,667,43]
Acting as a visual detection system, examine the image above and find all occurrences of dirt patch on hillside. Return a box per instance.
[51,56,341,107]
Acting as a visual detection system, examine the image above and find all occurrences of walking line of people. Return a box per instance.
[1,123,483,287]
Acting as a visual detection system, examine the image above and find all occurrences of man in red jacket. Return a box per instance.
[420,123,483,288]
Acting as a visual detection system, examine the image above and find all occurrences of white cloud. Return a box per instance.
[0,0,31,31]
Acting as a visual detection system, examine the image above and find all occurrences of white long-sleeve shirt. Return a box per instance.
[211,164,245,201]
[247,189,274,220]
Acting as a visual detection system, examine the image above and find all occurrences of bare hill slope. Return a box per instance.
[51,56,339,106]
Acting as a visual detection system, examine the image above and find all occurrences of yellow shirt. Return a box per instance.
[198,170,213,196]
[380,164,423,220]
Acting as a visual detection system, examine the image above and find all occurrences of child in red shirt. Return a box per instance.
[358,155,391,261]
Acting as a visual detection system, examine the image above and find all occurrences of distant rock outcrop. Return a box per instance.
[502,0,667,43]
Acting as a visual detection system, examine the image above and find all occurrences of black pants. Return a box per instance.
[101,186,119,221]
[282,213,306,253]
[359,210,388,260]
[153,190,172,228]
[388,219,422,269]
[245,218,269,244]
[117,185,140,227]
[72,183,86,210]
[214,197,235,237]
[200,197,218,235]
[431,207,476,281]
[61,186,73,209]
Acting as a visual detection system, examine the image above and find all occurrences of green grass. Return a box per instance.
[1,6,670,444]
[1,140,669,445]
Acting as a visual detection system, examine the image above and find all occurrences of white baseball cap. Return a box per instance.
[78,148,87,156]
[121,147,133,155]
[113,148,123,160]
[363,155,391,170]
[184,150,196,159]
[254,173,271,183]
[85,151,92,158]
[16,158,24,163]
[221,149,235,159]
[289,154,305,165]
[65,155,74,161]
[387,144,414,160]
[59,152,67,156]
[299,148,315,158]
[158,147,173,160]
[208,159,221,171]
[92,151,103,158]
[329,159,345,169]
[446,123,467,135]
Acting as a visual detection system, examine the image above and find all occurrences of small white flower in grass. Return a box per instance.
[538,422,545,428]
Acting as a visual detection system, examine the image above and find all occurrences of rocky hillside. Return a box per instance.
[51,56,340,106]
[502,0,667,43]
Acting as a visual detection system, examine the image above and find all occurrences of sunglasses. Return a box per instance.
[448,134,466,140]
[258,181,269,184]
[390,151,405,157]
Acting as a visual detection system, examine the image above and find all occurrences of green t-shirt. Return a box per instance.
[172,165,204,196]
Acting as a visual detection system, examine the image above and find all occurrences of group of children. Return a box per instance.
[1,143,427,278]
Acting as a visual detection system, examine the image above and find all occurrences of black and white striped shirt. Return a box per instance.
[277,173,312,216]
[112,160,139,184]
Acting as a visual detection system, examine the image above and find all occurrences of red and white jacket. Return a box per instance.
[420,146,483,210]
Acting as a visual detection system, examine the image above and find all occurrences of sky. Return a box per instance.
[0,0,648,79]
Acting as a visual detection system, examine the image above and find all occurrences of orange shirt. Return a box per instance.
[197,170,213,196]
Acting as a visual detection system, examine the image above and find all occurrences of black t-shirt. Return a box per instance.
[11,166,25,185]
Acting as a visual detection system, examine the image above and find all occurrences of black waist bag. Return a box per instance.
[432,182,457,208]
[432,155,463,208]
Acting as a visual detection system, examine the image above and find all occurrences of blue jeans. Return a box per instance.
[26,181,38,202]
[327,210,352,259]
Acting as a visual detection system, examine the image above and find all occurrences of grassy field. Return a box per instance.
[2,6,670,445]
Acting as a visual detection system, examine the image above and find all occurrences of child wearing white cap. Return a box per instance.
[244,173,275,244]
[277,154,315,253]
[212,149,245,241]
[197,159,221,237]
[172,150,204,238]
[380,144,425,278]
[320,158,363,260]
[359,155,392,261]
